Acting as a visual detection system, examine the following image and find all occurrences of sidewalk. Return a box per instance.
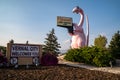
[58,55,120,74]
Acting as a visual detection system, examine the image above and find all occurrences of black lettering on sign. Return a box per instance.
[11,52,18,56]
[30,47,38,51]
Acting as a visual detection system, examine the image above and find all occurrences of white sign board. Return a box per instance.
[11,44,40,57]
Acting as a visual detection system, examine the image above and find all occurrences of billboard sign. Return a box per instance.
[57,16,73,27]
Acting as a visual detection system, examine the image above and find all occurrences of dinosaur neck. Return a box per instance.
[78,12,84,27]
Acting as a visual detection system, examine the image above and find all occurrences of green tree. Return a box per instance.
[94,35,107,48]
[9,39,14,43]
[0,46,6,56]
[43,28,61,56]
[108,31,120,59]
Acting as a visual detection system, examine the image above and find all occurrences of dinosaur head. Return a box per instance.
[72,6,83,14]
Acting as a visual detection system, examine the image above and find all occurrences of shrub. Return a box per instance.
[64,46,115,67]
[0,53,8,67]
[64,49,84,62]
[92,48,114,67]
[41,53,58,66]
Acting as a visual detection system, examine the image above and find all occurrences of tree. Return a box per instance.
[0,46,6,56]
[9,39,14,43]
[108,31,120,59]
[94,35,107,48]
[43,28,61,56]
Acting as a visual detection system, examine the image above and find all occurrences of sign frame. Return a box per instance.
[7,43,42,65]
[57,16,73,27]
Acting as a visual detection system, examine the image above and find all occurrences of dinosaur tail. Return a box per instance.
[86,15,89,46]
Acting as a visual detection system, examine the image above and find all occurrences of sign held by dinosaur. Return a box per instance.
[57,16,74,34]
[57,16,73,27]
[57,6,89,49]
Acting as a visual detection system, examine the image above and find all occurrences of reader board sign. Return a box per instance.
[57,16,73,27]
[11,44,40,57]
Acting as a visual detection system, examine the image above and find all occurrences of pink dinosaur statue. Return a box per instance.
[69,6,89,49]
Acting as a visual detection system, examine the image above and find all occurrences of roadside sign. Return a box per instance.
[57,16,73,27]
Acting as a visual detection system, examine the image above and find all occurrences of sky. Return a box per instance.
[0,0,120,50]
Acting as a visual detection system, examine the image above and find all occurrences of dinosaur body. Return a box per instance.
[69,6,89,49]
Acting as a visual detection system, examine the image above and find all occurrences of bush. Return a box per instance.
[41,53,58,66]
[0,53,8,67]
[64,46,115,67]
[64,49,84,62]
[92,48,114,67]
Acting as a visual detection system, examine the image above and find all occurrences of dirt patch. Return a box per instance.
[0,64,120,80]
